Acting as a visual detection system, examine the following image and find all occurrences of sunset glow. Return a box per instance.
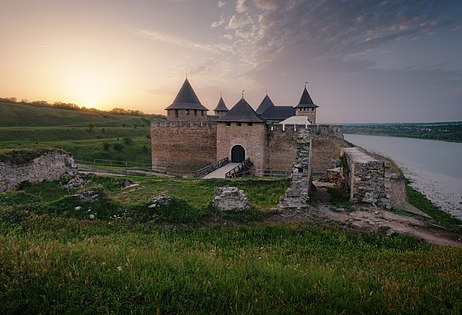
[1,0,461,122]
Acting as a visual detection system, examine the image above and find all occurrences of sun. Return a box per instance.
[68,69,111,109]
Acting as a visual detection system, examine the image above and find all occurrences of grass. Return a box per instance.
[0,175,461,313]
[405,179,462,229]
[0,101,154,127]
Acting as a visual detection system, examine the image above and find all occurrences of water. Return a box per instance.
[344,134,462,219]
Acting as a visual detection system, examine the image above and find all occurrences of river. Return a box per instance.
[344,134,462,219]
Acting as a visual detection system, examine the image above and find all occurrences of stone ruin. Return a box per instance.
[341,147,392,209]
[213,187,249,211]
[0,149,76,192]
[279,129,312,209]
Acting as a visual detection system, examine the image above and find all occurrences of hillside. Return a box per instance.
[343,121,462,142]
[0,101,160,127]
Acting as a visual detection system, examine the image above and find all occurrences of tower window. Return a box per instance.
[194,109,197,116]
[236,122,242,126]
[225,122,231,126]
[186,110,190,115]
[247,123,253,126]
[175,109,179,118]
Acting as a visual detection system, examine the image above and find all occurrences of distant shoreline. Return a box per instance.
[343,121,462,143]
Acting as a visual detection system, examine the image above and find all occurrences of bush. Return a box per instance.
[123,137,133,145]
[113,143,124,152]
[102,143,110,151]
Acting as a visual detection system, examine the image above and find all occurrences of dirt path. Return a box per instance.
[268,183,462,248]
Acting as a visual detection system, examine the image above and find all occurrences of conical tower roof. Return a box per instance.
[216,98,264,123]
[256,94,275,114]
[165,78,208,111]
[213,96,228,112]
[295,86,318,108]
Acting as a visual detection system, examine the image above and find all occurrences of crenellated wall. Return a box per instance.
[151,120,345,177]
[0,149,75,191]
[267,124,344,174]
[151,120,217,176]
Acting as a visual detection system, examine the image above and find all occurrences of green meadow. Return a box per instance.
[0,102,154,165]
[0,175,461,314]
[1,102,461,313]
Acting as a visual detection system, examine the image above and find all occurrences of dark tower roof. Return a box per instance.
[256,94,275,115]
[213,96,229,112]
[259,106,295,121]
[216,98,264,123]
[295,87,319,109]
[165,78,208,111]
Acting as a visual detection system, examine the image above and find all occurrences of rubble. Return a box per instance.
[213,187,249,211]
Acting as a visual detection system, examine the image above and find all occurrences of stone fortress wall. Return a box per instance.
[267,124,344,174]
[151,119,344,177]
[0,149,75,192]
[151,120,217,175]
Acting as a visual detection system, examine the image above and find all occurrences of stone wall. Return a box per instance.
[279,129,312,208]
[166,109,208,121]
[216,122,266,176]
[0,149,75,192]
[151,120,217,176]
[265,126,298,174]
[268,124,344,174]
[342,147,392,209]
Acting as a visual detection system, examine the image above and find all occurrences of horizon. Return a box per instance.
[1,0,461,123]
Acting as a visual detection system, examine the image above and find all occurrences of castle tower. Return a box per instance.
[294,85,318,124]
[165,78,208,121]
[256,94,275,115]
[216,97,266,175]
[213,96,229,117]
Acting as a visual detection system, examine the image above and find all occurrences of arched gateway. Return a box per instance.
[231,145,245,163]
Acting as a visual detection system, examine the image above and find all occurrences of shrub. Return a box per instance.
[113,143,124,152]
[102,143,111,151]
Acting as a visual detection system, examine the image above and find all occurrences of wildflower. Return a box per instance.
[117,266,122,271]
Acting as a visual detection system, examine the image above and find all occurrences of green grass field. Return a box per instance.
[0,101,154,127]
[0,101,158,165]
[0,176,461,314]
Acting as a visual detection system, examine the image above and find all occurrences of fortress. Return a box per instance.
[151,78,344,177]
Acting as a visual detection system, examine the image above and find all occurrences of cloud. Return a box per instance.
[218,0,226,8]
[211,15,226,28]
[215,0,457,71]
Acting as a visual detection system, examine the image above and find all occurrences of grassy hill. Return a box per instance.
[0,101,157,127]
[0,101,160,165]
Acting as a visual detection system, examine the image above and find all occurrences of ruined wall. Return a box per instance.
[151,120,217,176]
[0,149,75,192]
[216,122,266,176]
[279,129,312,208]
[342,147,392,209]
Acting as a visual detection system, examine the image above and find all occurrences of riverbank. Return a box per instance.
[344,134,462,220]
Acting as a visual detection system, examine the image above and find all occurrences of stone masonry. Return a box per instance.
[213,187,249,211]
[0,149,76,192]
[342,147,392,209]
[279,129,312,208]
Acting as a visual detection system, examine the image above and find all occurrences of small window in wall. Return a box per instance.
[201,111,204,116]
[237,122,241,126]
[186,110,190,115]
[175,109,179,118]
[194,109,197,116]
[247,122,253,126]
[225,122,231,126]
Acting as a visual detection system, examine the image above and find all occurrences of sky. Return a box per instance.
[1,0,461,123]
